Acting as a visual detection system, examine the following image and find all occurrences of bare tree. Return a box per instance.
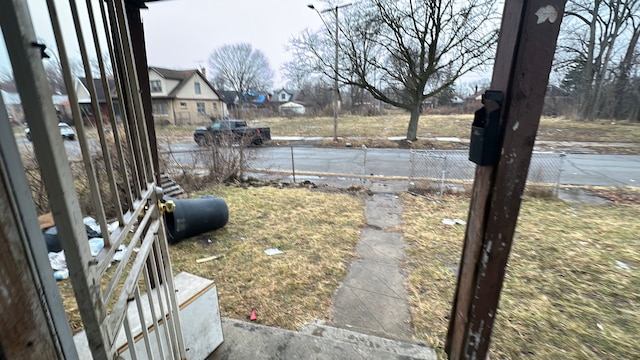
[0,69,16,92]
[560,0,640,120]
[207,43,274,102]
[289,0,498,140]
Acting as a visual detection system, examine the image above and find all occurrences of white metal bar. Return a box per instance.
[84,0,125,225]
[113,0,155,183]
[148,243,177,356]
[153,239,182,358]
[123,316,138,360]
[97,0,136,208]
[107,218,160,336]
[66,0,113,246]
[142,264,167,360]
[4,0,110,358]
[134,286,156,360]
[102,204,153,304]
[105,0,143,198]
[156,228,186,358]
[96,186,154,276]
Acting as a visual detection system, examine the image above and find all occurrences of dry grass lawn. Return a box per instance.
[152,113,640,145]
[168,185,365,330]
[402,192,640,359]
[56,183,640,360]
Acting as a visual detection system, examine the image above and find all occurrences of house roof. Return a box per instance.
[279,101,304,108]
[149,66,222,99]
[219,90,240,105]
[78,77,117,102]
[275,88,293,96]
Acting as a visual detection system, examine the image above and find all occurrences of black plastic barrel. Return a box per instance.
[165,196,229,244]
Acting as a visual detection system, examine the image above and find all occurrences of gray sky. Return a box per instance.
[0,0,326,88]
[142,0,328,87]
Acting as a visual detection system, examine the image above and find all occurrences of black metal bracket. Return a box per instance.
[30,42,50,59]
[469,90,504,166]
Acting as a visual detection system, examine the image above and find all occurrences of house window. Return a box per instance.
[194,82,201,94]
[280,93,286,100]
[150,80,162,93]
[197,102,205,114]
[212,103,217,110]
[180,102,187,108]
[152,101,168,115]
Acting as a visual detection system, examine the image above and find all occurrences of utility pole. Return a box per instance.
[333,5,339,142]
[308,2,352,141]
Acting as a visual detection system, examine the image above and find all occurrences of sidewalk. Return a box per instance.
[331,191,415,342]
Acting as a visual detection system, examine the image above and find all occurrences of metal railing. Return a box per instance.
[1,0,184,358]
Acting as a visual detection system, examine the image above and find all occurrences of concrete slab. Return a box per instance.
[209,318,433,360]
[340,259,407,298]
[365,194,403,228]
[300,321,436,359]
[332,282,413,340]
[356,229,404,263]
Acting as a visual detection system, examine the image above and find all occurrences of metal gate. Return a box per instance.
[1,0,184,359]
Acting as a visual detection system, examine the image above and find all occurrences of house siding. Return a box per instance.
[149,69,225,124]
[148,70,180,97]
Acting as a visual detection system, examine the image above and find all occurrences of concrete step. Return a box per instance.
[299,320,436,359]
[208,318,436,360]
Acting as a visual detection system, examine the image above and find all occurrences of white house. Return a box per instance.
[279,101,305,116]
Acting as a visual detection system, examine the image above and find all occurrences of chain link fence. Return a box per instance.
[409,150,566,199]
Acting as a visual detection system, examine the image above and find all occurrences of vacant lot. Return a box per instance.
[56,184,639,360]
[152,113,640,145]
[402,192,640,359]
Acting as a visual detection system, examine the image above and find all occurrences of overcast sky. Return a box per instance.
[1,0,492,91]
[142,0,326,87]
[0,0,327,88]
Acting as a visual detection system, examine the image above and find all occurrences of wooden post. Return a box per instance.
[446,1,567,359]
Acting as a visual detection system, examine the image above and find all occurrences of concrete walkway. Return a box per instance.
[331,193,414,341]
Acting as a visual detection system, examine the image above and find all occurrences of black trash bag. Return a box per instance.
[43,225,103,253]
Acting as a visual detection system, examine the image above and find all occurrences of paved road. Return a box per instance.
[162,144,640,187]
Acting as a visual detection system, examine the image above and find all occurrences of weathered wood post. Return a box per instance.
[446,1,567,359]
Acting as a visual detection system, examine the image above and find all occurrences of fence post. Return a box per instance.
[556,153,566,196]
[362,145,368,184]
[440,154,447,202]
[290,146,296,183]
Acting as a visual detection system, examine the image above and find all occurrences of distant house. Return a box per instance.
[148,67,225,125]
[2,90,70,126]
[241,90,271,109]
[279,101,305,117]
[273,88,294,105]
[75,77,117,125]
[219,90,240,116]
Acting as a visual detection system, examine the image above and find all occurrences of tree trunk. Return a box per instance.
[613,28,640,119]
[577,0,600,120]
[406,104,421,141]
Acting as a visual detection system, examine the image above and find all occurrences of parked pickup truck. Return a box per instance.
[193,119,271,146]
